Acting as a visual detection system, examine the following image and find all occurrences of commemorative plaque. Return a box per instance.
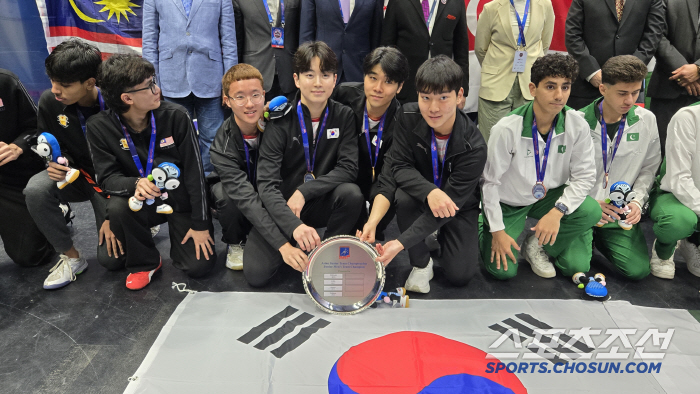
[303,236,385,315]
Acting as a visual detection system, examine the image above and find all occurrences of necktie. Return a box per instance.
[341,0,351,24]
[182,0,192,18]
[422,0,430,24]
[615,0,623,22]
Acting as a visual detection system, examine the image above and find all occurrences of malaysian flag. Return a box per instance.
[35,0,143,57]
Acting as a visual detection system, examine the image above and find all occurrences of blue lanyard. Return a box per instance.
[118,112,158,178]
[263,0,285,27]
[426,0,438,28]
[76,89,105,136]
[297,101,329,175]
[509,0,530,47]
[430,130,450,187]
[599,100,627,185]
[338,0,346,25]
[532,115,556,185]
[241,134,257,183]
[363,107,386,171]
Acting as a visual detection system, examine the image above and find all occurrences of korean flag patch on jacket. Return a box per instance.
[327,128,339,139]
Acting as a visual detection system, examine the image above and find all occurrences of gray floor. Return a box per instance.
[0,201,699,393]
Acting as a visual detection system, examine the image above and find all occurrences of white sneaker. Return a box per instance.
[649,239,676,279]
[405,258,434,293]
[150,225,161,238]
[521,235,556,278]
[43,253,88,290]
[677,239,700,278]
[226,243,244,270]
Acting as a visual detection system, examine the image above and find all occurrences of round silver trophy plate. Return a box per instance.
[303,235,385,315]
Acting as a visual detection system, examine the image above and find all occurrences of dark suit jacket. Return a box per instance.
[299,0,383,83]
[232,0,301,94]
[565,0,665,101]
[649,0,700,99]
[381,0,469,103]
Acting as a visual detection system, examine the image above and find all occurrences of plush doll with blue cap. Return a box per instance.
[31,132,80,189]
[572,272,610,301]
[129,162,181,214]
[597,181,636,230]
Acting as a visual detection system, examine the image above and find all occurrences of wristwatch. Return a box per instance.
[554,202,569,215]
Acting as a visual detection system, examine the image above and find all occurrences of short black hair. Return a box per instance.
[45,38,102,83]
[531,53,579,86]
[415,55,463,95]
[362,46,410,85]
[601,55,648,85]
[98,54,156,114]
[293,41,338,75]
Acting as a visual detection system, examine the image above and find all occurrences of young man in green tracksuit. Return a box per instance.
[480,53,601,280]
[648,103,700,279]
[577,55,661,280]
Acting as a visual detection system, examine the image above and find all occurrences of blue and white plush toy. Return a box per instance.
[573,272,610,301]
[31,132,80,189]
[597,181,636,230]
[129,162,181,214]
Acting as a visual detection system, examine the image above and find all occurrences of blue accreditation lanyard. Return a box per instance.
[509,0,530,47]
[599,100,627,189]
[426,0,438,28]
[430,130,451,188]
[76,89,105,136]
[263,0,285,27]
[531,115,556,199]
[297,101,329,177]
[118,112,157,178]
[338,0,347,25]
[363,106,386,182]
[242,134,257,184]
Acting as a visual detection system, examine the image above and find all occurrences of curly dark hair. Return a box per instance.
[601,55,647,85]
[98,54,155,114]
[531,53,579,86]
[45,38,102,83]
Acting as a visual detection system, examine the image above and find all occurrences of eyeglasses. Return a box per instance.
[228,92,264,106]
[125,77,158,94]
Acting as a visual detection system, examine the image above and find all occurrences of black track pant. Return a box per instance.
[107,196,216,277]
[395,188,479,287]
[211,182,252,245]
[243,183,364,287]
[0,183,54,266]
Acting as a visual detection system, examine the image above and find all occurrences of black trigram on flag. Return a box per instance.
[488,313,595,364]
[237,306,331,359]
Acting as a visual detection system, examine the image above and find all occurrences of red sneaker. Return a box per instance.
[126,260,162,290]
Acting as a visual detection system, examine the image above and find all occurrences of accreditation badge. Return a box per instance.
[512,50,527,73]
[271,27,284,48]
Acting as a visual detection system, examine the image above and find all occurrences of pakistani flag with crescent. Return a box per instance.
[35,0,143,57]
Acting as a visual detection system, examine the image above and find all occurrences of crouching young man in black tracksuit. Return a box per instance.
[248,41,363,287]
[209,64,308,273]
[375,56,487,293]
[331,46,410,242]
[87,55,216,290]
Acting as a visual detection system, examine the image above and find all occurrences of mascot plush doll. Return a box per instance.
[31,132,80,189]
[129,162,181,215]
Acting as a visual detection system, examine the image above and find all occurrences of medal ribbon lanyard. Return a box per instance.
[117,112,158,178]
[363,106,386,174]
[77,89,105,136]
[263,0,285,27]
[430,130,451,188]
[509,0,530,47]
[532,115,556,188]
[425,0,438,28]
[297,101,329,176]
[599,100,627,188]
[241,134,256,183]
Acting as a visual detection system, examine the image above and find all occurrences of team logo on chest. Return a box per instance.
[57,114,69,128]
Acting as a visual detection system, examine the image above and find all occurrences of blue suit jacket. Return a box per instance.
[142,0,238,98]
[299,0,383,83]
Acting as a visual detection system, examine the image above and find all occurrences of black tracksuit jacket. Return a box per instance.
[257,92,358,239]
[209,115,288,250]
[391,103,487,249]
[86,101,210,231]
[0,69,44,186]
